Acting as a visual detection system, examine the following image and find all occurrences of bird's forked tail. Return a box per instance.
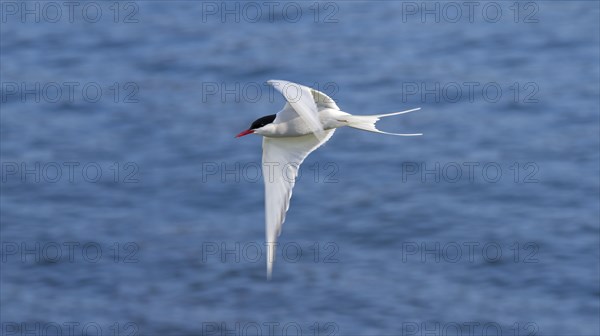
[345,108,422,136]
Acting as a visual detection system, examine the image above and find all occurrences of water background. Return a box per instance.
[1,1,599,335]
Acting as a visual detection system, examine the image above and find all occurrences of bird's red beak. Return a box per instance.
[235,129,254,138]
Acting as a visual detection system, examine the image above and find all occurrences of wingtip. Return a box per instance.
[266,241,275,280]
[266,79,286,87]
[392,133,423,136]
[402,107,422,114]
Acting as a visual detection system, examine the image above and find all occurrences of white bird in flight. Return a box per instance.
[236,80,422,279]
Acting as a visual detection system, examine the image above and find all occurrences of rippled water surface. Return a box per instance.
[1,1,599,335]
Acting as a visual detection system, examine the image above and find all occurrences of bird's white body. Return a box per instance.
[254,108,349,137]
[238,80,422,279]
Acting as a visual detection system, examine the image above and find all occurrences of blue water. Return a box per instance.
[1,1,599,335]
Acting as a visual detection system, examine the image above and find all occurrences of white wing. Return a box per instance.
[263,130,335,279]
[267,80,338,141]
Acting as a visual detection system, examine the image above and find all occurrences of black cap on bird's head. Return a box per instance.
[235,114,277,138]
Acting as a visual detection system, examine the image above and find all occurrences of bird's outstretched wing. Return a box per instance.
[267,80,338,141]
[262,130,335,279]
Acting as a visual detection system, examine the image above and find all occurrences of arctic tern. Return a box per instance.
[236,80,421,279]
